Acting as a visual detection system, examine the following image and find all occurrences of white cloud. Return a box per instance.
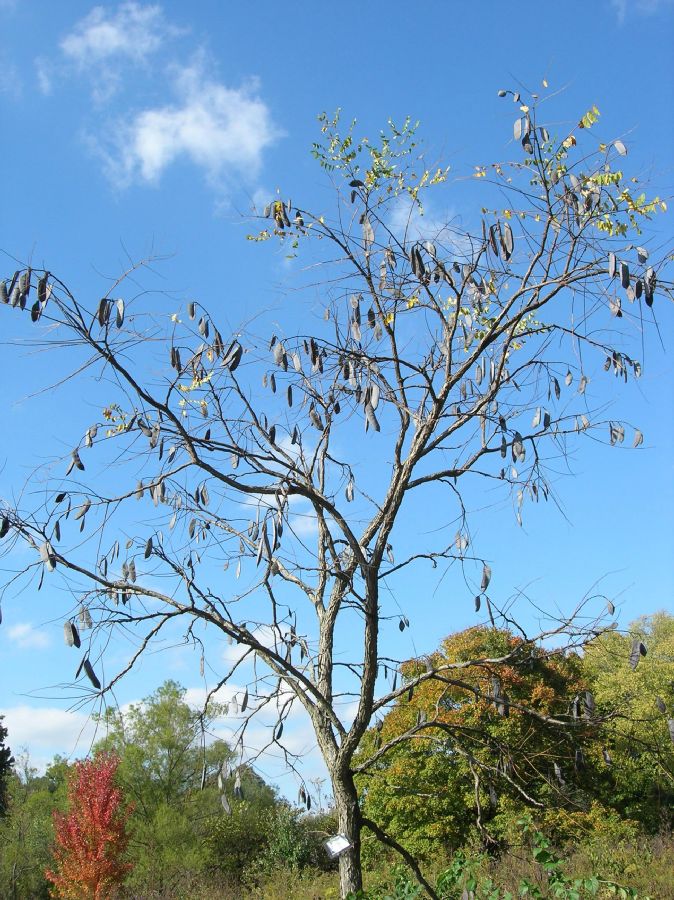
[61,2,170,67]
[289,511,319,537]
[35,57,52,95]
[610,0,674,22]
[58,2,180,102]
[97,62,280,188]
[1,705,96,756]
[6,622,50,649]
[220,623,285,665]
[388,195,472,260]
[0,52,21,98]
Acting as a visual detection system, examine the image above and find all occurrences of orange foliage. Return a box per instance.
[46,752,133,899]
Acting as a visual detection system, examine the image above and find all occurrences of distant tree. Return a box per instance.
[582,611,674,831]
[0,715,13,818]
[94,680,233,811]
[1,87,671,897]
[46,753,132,900]
[93,680,277,894]
[0,755,68,900]
[357,626,596,860]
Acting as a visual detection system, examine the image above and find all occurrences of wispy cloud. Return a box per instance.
[95,61,280,189]
[61,2,172,66]
[1,705,95,757]
[6,622,51,650]
[57,2,180,102]
[610,0,674,23]
[388,195,473,260]
[0,50,21,98]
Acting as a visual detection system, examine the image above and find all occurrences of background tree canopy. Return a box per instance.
[0,716,13,819]
[0,621,672,898]
[358,616,674,864]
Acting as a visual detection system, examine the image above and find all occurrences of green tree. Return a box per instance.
[582,611,674,831]
[357,626,597,861]
[93,680,278,894]
[1,87,671,897]
[0,715,13,818]
[0,755,68,900]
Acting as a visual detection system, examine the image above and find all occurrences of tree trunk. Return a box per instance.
[332,769,362,898]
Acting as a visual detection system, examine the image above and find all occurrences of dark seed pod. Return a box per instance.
[83,658,102,690]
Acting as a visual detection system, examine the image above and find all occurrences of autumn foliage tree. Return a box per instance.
[46,753,132,900]
[357,627,595,860]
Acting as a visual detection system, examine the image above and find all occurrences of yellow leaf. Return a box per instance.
[503,209,512,219]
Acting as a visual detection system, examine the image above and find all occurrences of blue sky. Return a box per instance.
[0,0,673,798]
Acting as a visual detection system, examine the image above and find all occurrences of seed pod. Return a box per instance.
[73,498,91,521]
[83,658,102,690]
[63,620,81,648]
[40,541,57,572]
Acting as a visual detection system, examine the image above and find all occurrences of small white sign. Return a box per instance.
[324,833,352,859]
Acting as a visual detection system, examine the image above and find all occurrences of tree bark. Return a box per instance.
[332,769,362,898]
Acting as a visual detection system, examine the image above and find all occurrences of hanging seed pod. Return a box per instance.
[63,620,81,648]
[619,262,630,289]
[629,638,645,669]
[233,771,244,800]
[511,432,525,462]
[98,298,110,327]
[224,341,243,372]
[66,449,85,475]
[83,658,102,690]
[364,403,380,432]
[309,406,324,430]
[73,498,91,521]
[502,223,514,260]
[40,541,57,572]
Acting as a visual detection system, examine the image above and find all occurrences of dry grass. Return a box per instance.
[118,832,674,899]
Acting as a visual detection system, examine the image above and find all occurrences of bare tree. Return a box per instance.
[0,89,671,897]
